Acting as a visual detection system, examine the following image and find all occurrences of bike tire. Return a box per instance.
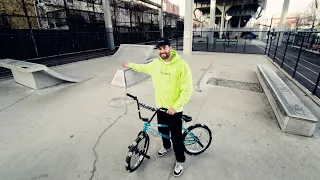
[125,132,150,172]
[183,124,212,155]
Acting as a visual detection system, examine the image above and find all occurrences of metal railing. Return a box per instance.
[266,31,320,98]
[189,29,320,99]
[191,30,269,55]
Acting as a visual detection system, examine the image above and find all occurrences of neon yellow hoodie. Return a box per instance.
[128,50,193,111]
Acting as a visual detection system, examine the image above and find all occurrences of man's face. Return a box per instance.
[157,45,171,59]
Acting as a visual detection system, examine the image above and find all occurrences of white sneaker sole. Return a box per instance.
[173,170,183,177]
[157,147,172,157]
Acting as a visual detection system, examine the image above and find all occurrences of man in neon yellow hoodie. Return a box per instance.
[122,37,193,177]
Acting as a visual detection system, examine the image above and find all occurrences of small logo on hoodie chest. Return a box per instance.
[161,71,171,76]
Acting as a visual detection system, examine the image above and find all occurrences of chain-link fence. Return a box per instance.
[0,0,183,58]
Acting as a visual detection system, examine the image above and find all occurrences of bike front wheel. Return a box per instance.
[125,132,150,172]
[183,124,212,155]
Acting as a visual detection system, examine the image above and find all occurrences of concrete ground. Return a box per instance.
[1,52,320,180]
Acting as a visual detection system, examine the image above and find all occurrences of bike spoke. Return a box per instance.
[184,127,210,153]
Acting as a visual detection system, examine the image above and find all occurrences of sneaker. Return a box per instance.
[173,162,184,177]
[157,147,172,157]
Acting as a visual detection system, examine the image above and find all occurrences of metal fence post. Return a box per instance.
[176,36,178,50]
[273,31,281,62]
[192,31,194,51]
[313,72,320,95]
[268,30,274,57]
[224,31,226,52]
[293,32,306,78]
[83,33,88,60]
[53,33,61,65]
[206,35,209,51]
[281,32,290,68]
[265,30,270,55]
[244,41,246,52]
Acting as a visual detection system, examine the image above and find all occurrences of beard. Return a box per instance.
[160,52,170,59]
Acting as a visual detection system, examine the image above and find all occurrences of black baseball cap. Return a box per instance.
[156,37,171,48]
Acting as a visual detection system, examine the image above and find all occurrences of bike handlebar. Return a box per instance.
[126,93,137,100]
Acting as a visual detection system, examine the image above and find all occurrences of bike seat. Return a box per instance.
[182,115,192,122]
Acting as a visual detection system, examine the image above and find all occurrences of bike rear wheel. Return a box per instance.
[183,124,212,155]
[125,132,149,172]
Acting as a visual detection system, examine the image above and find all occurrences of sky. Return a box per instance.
[166,0,314,17]
[264,0,314,17]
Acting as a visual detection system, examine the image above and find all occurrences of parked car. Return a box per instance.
[240,32,257,39]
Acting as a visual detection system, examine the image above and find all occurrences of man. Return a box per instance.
[122,37,193,177]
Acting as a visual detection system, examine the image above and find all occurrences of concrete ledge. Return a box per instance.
[256,65,318,137]
[264,56,320,106]
[0,59,82,89]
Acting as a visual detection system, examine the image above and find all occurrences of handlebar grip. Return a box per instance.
[126,93,136,100]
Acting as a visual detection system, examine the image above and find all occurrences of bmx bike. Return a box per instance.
[125,93,212,172]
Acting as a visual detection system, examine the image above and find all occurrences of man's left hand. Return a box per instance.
[167,107,176,115]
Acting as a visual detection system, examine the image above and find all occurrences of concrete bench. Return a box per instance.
[256,65,318,137]
[0,59,82,89]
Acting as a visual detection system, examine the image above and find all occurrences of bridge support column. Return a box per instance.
[277,0,290,46]
[217,4,231,38]
[208,0,216,44]
[183,0,193,55]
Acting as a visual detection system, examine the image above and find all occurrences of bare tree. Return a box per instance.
[294,12,304,30]
[305,0,319,30]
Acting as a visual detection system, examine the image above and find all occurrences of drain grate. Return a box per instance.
[207,77,263,93]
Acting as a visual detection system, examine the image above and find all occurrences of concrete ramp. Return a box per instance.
[109,44,155,63]
[110,44,156,88]
[0,59,82,89]
[111,59,154,88]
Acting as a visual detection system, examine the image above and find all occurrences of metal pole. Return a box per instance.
[176,36,178,49]
[244,40,246,52]
[265,30,270,54]
[281,32,290,68]
[206,36,209,51]
[273,32,281,61]
[306,32,311,49]
[159,0,164,37]
[313,72,320,95]
[268,29,274,57]
[293,32,306,78]
[103,0,115,50]
[224,32,226,52]
[192,32,194,51]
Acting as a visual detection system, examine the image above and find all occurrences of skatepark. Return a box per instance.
[1,0,320,179]
[1,43,320,179]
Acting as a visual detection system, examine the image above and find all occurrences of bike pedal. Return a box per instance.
[143,154,150,159]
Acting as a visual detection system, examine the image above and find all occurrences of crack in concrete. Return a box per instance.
[194,88,211,122]
[0,91,35,113]
[89,94,129,180]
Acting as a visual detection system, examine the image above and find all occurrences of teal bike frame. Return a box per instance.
[125,93,200,146]
[142,122,200,146]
